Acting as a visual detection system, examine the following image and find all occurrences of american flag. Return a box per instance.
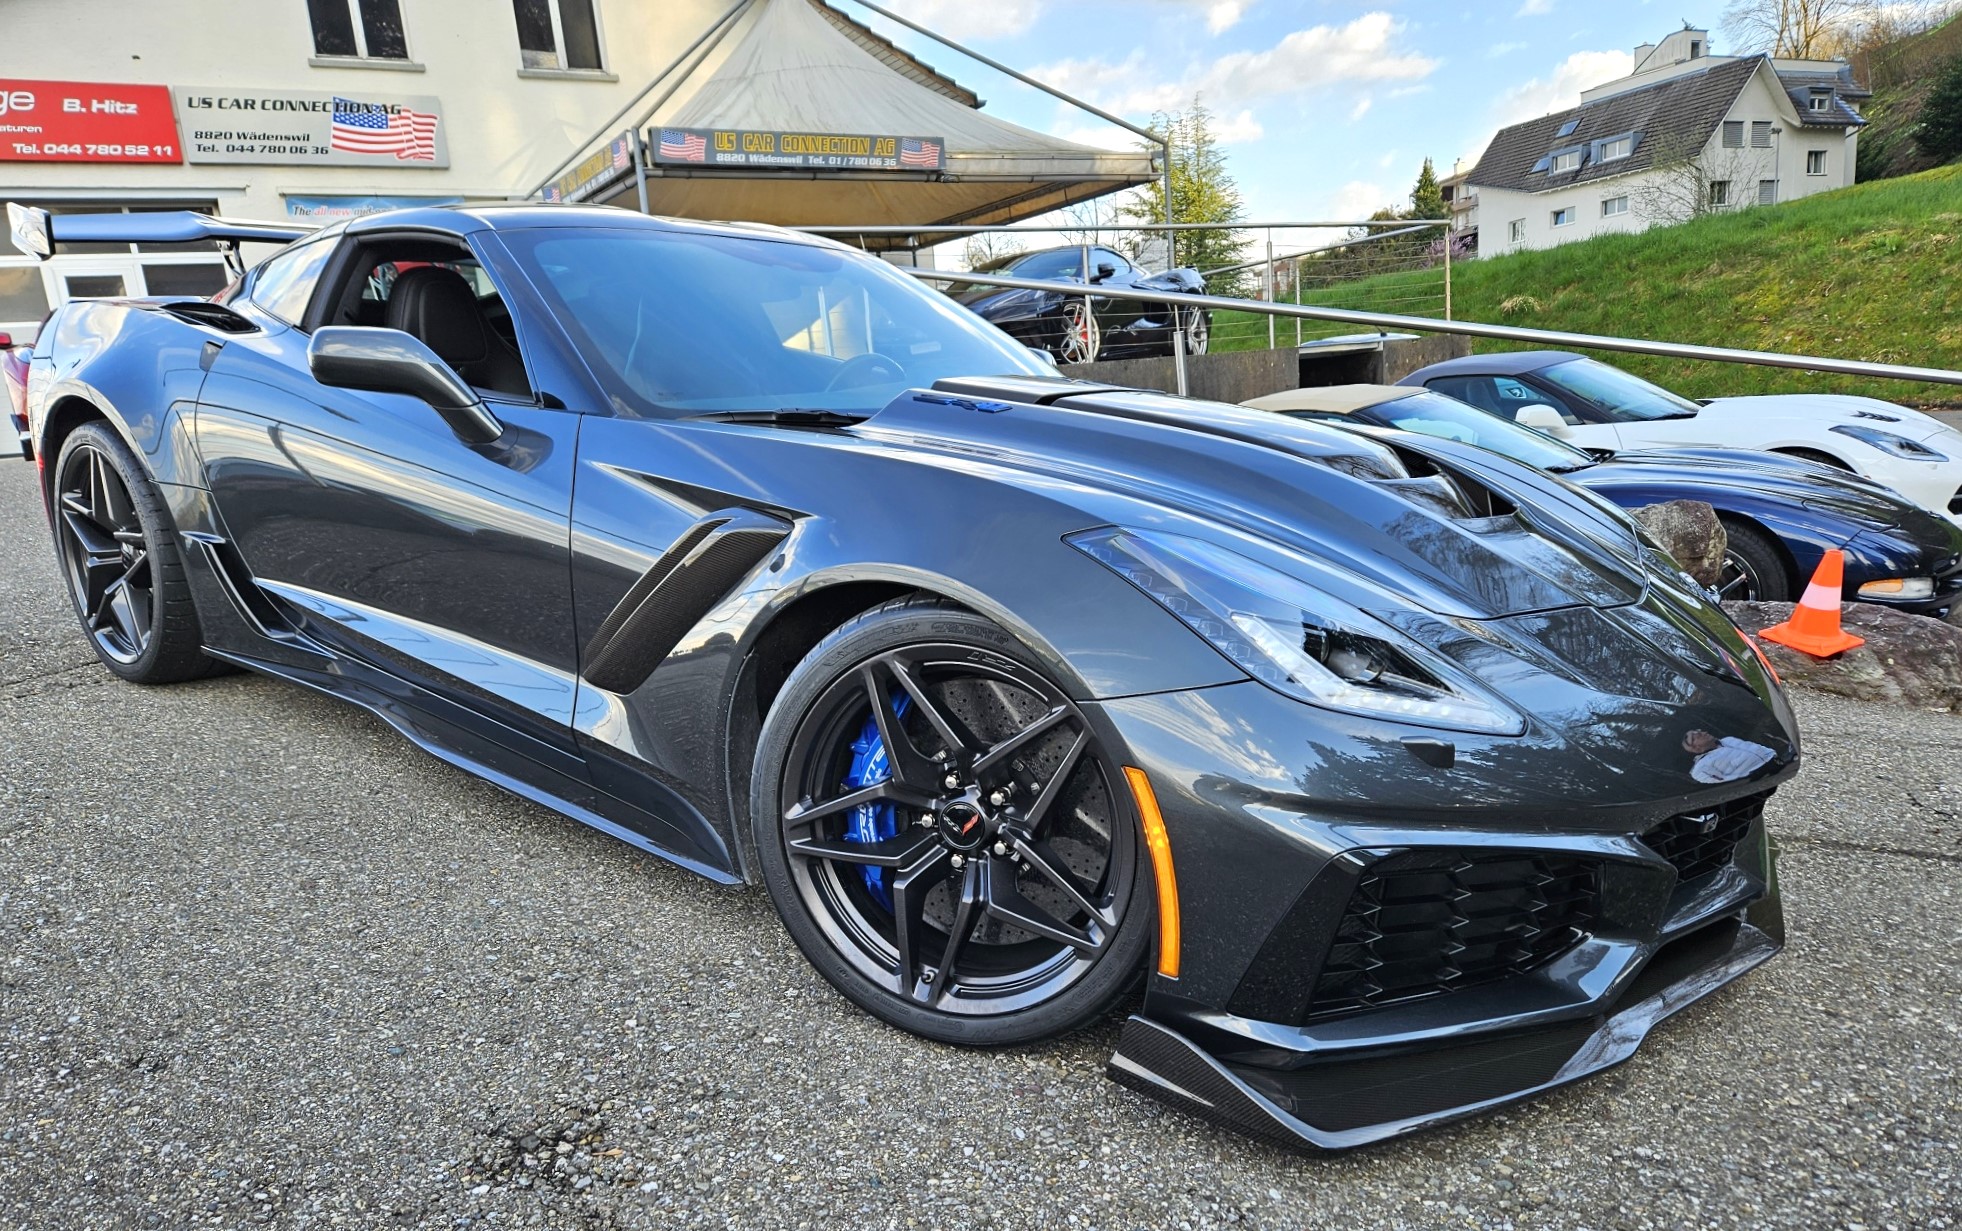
[658,128,707,162]
[330,97,439,161]
[899,138,942,168]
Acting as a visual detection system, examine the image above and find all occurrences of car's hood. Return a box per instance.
[1580,447,1925,528]
[857,379,1650,621]
[1697,393,1953,443]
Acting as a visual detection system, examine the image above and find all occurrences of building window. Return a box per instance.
[1758,179,1778,204]
[1556,119,1580,138]
[308,0,410,60]
[1810,91,1833,112]
[1709,180,1731,207]
[1599,136,1632,162]
[1751,121,1773,148]
[513,0,604,71]
[1601,195,1628,217]
[1551,207,1575,227]
[1722,120,1744,147]
[1551,150,1581,173]
[1509,218,1526,244]
[1806,149,1828,175]
[1690,40,1703,57]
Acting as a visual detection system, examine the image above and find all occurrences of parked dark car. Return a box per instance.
[947,244,1208,363]
[1247,385,1962,615]
[11,201,1796,1151]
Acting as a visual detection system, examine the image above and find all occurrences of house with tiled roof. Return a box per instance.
[1467,27,1867,257]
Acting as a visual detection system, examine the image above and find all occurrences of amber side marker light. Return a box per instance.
[1123,766,1181,980]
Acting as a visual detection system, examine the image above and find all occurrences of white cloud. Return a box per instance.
[883,0,1044,39]
[1492,49,1632,127]
[1515,0,1554,14]
[1349,96,1373,121]
[1327,180,1401,221]
[1212,107,1265,142]
[1203,0,1249,33]
[1487,41,1528,57]
[1033,12,1438,120]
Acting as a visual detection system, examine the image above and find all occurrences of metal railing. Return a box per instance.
[905,267,1962,394]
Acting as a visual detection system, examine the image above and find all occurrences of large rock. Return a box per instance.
[1633,500,1727,588]
[1724,600,1962,709]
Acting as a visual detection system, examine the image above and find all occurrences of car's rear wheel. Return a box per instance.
[1054,300,1101,365]
[1716,520,1792,603]
[752,598,1149,1046]
[1181,308,1210,355]
[52,422,221,684]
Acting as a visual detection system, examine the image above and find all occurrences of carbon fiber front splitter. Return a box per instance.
[1107,892,1784,1151]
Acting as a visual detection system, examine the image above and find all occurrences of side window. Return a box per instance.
[1426,375,1583,425]
[1092,247,1132,276]
[1014,250,1084,281]
[250,238,338,326]
[332,247,532,400]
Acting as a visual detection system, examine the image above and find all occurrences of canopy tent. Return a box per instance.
[581,0,1158,243]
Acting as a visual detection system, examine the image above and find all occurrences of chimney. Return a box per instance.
[1634,42,1656,69]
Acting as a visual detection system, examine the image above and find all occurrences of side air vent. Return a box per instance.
[583,509,791,695]
[159,301,257,334]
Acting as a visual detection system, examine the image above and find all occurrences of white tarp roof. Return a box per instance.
[595,0,1156,234]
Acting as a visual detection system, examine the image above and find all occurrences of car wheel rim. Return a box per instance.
[1717,550,1760,601]
[1185,311,1208,354]
[1059,303,1099,364]
[779,644,1136,1017]
[55,443,154,665]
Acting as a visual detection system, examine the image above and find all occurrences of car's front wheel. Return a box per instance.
[52,421,222,684]
[1181,308,1210,355]
[752,597,1149,1046]
[1053,300,1101,365]
[1716,519,1792,603]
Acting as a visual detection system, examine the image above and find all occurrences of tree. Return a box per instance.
[1915,53,1962,160]
[1120,97,1248,292]
[1721,0,1857,57]
[1407,157,1448,220]
[1628,130,1775,223]
[960,231,1027,269]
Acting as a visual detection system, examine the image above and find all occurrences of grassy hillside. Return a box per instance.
[1216,164,1962,405]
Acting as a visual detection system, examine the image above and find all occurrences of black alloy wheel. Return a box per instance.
[52,422,220,684]
[1715,520,1792,603]
[754,598,1149,1046]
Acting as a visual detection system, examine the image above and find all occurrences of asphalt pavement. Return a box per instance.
[1,457,1958,1231]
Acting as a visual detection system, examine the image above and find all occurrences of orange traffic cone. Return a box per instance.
[1758,549,1865,657]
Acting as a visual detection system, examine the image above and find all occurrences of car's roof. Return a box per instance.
[343,203,835,248]
[1241,384,1425,415]
[1399,350,1585,382]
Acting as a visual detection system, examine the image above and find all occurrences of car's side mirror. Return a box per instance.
[0,332,13,349]
[1515,404,1570,434]
[1094,262,1117,282]
[307,326,503,445]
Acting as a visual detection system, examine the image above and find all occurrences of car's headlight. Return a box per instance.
[1857,577,1935,600]
[1831,424,1948,461]
[1070,527,1525,734]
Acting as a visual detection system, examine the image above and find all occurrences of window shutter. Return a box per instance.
[1751,122,1773,148]
[1722,121,1743,147]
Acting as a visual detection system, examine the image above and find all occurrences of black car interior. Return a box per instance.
[317,239,531,399]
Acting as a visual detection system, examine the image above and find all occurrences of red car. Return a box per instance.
[1,333,28,458]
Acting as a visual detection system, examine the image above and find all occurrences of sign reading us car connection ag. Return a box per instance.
[0,78,182,163]
[651,127,944,171]
[173,87,449,167]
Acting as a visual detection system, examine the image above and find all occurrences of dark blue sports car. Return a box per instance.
[946,244,1208,364]
[1246,384,1962,616]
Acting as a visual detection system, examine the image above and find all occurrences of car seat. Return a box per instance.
[383,266,528,397]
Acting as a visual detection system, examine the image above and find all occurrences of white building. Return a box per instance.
[0,0,1147,340]
[1469,27,1867,258]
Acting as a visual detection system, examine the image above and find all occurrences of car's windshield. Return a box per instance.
[1366,390,1596,473]
[503,227,1049,417]
[1537,358,1702,422]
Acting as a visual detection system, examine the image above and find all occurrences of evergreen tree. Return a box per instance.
[1916,54,1962,162]
[1407,157,1448,220]
[1121,98,1248,292]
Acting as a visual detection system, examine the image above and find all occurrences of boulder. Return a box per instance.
[1633,500,1727,589]
[1724,599,1962,709]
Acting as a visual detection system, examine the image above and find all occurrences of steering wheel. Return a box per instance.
[823,352,907,391]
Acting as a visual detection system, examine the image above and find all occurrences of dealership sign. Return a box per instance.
[543,133,633,203]
[174,88,449,167]
[650,127,945,172]
[0,78,182,163]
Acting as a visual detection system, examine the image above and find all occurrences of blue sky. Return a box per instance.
[859,0,1715,223]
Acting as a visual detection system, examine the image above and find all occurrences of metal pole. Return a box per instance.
[1294,254,1301,348]
[1265,228,1276,350]
[904,267,1962,388]
[630,127,650,215]
[1442,221,1452,321]
[526,0,752,198]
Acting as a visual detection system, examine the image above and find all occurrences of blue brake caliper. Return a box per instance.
[842,693,910,911]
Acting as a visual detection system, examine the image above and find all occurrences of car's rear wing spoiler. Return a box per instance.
[6,203,315,274]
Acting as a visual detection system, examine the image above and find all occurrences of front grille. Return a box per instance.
[1306,852,1600,1021]
[1642,791,1768,883]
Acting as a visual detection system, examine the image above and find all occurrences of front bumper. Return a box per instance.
[1090,676,1795,1151]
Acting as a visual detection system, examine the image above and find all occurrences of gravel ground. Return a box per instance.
[1,459,1959,1231]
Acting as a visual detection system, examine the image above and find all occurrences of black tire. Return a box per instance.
[1717,519,1792,603]
[51,421,224,684]
[751,596,1150,1046]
